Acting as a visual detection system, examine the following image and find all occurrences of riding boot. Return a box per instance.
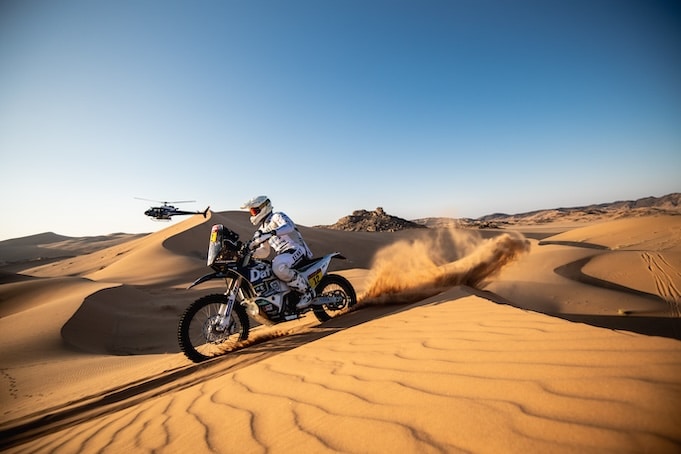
[288,271,315,309]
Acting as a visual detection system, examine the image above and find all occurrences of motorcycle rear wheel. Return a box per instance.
[313,274,357,322]
[178,294,250,363]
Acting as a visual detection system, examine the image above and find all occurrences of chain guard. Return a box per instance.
[314,290,347,310]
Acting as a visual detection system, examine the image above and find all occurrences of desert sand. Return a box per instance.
[1,211,680,452]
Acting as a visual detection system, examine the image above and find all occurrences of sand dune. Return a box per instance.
[487,215,681,339]
[1,212,680,452]
[7,290,681,453]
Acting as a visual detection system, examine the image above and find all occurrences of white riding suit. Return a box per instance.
[252,211,313,284]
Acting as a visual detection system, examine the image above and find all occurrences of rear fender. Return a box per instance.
[300,252,346,286]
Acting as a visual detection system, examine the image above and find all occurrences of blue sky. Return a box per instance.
[1,0,680,240]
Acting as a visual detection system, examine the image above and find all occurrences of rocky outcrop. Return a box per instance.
[320,207,428,232]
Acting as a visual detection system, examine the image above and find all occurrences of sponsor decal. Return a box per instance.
[250,267,272,282]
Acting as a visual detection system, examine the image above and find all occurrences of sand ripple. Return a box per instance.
[13,291,681,453]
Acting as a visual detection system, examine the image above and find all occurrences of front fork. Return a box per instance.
[216,276,241,331]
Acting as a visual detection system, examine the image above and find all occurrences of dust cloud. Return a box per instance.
[217,230,530,354]
[359,229,530,305]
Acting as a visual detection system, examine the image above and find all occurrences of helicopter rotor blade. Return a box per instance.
[135,197,196,205]
[134,197,162,203]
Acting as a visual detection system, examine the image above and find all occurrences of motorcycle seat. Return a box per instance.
[296,256,324,270]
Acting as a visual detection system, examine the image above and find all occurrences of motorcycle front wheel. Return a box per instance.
[178,294,250,363]
[313,274,357,322]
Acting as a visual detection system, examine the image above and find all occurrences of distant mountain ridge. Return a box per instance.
[415,193,681,229]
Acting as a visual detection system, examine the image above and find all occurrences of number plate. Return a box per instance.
[308,269,323,288]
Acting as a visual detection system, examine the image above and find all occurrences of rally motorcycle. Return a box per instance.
[178,224,357,362]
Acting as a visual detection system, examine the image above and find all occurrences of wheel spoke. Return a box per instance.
[178,294,250,362]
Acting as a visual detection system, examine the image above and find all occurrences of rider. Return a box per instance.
[241,196,315,309]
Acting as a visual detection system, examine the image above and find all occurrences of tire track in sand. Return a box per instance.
[642,252,681,317]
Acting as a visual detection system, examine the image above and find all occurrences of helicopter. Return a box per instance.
[136,198,210,221]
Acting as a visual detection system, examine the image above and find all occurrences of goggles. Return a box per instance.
[249,206,262,216]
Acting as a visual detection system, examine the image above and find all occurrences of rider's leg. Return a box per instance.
[272,251,314,309]
[287,271,314,309]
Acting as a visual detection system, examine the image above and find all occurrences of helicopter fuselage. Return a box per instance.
[144,205,209,220]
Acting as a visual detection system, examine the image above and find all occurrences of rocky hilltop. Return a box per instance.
[319,207,427,232]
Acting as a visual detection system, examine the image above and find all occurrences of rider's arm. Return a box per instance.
[265,212,296,236]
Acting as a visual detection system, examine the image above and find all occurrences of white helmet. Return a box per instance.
[241,195,273,226]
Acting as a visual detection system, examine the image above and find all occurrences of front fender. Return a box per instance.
[187,272,227,289]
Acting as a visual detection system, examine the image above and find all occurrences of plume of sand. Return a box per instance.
[360,229,530,305]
